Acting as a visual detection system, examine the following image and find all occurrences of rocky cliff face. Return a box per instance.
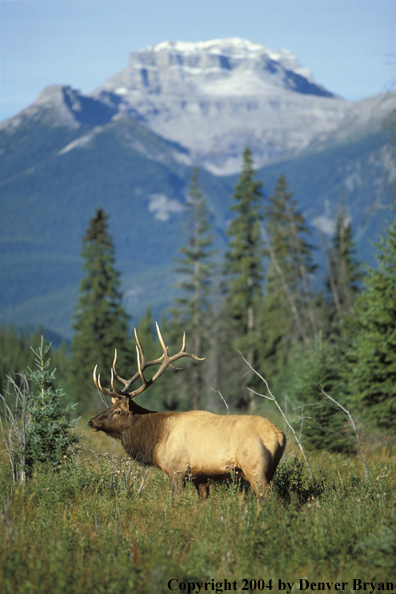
[3,38,395,175]
[89,38,380,174]
[96,38,334,98]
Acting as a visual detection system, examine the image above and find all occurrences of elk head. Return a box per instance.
[88,323,204,436]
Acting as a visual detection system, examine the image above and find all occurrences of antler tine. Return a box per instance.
[112,348,118,371]
[111,348,137,389]
[93,324,205,400]
[136,345,146,384]
[93,365,115,398]
[110,368,116,392]
[117,328,153,393]
[134,328,145,362]
[181,331,186,352]
[155,322,168,354]
[93,364,99,388]
[135,324,204,388]
[168,331,205,364]
[110,368,126,397]
[111,349,129,394]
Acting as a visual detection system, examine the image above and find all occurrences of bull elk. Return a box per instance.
[88,323,286,500]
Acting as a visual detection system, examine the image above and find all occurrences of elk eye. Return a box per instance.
[114,410,121,416]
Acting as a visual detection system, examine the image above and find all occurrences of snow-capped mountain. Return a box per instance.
[84,38,343,173]
[96,38,333,98]
[87,38,388,174]
[3,38,395,175]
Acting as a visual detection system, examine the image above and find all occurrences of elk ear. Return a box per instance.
[111,394,129,407]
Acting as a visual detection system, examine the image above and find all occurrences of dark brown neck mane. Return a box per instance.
[120,401,169,467]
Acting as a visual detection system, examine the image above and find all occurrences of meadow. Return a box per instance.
[0,417,395,594]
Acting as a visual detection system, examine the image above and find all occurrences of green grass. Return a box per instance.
[0,428,395,594]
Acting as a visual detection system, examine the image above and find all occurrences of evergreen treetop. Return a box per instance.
[260,173,318,382]
[71,208,132,410]
[326,208,361,320]
[224,146,264,326]
[167,168,215,409]
[221,147,264,409]
[172,168,215,329]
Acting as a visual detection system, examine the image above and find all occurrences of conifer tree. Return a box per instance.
[167,169,215,409]
[222,147,264,409]
[325,208,361,321]
[290,337,354,453]
[260,173,317,383]
[347,212,396,430]
[25,338,79,475]
[70,209,132,410]
[0,337,78,482]
[288,208,362,453]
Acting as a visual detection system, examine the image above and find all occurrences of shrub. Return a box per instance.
[0,337,79,481]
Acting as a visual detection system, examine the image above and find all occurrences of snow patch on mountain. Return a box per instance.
[148,38,311,78]
[58,129,99,154]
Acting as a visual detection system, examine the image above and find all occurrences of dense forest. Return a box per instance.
[1,146,395,456]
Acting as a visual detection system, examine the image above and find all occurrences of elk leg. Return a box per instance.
[242,468,270,498]
[252,476,269,498]
[169,471,186,501]
[242,444,274,497]
[193,479,209,501]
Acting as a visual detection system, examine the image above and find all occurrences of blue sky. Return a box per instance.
[1,0,395,121]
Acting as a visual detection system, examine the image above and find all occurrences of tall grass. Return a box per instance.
[0,429,394,594]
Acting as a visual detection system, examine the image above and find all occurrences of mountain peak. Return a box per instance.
[96,37,332,102]
[88,37,339,173]
[0,83,119,133]
[149,37,269,56]
[148,38,305,71]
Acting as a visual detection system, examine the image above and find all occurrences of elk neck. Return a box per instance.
[121,401,170,467]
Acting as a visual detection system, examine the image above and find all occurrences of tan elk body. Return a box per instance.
[88,324,286,500]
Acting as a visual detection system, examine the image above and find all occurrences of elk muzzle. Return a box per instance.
[88,418,98,432]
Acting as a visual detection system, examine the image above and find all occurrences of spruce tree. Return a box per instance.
[347,212,396,430]
[290,337,354,453]
[325,208,361,322]
[167,169,215,409]
[25,338,79,475]
[288,208,362,453]
[260,173,317,384]
[222,147,264,409]
[70,209,132,410]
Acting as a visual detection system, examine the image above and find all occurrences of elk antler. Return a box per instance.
[93,322,204,400]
